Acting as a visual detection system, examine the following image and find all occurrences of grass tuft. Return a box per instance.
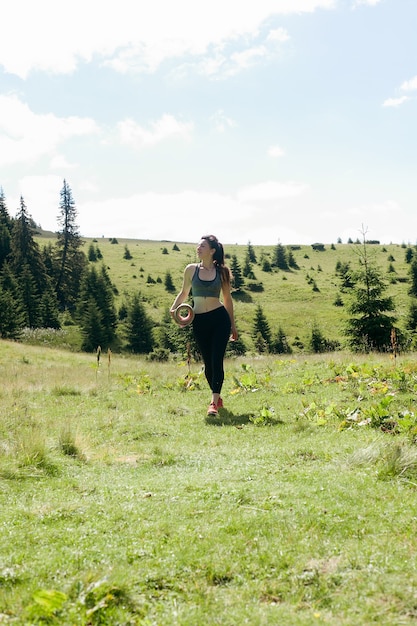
[58,426,87,461]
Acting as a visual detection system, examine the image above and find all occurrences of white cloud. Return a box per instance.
[229,46,268,74]
[210,110,237,133]
[182,25,291,79]
[268,145,286,158]
[237,180,308,204]
[7,178,410,247]
[77,185,314,245]
[353,200,401,217]
[267,28,291,43]
[49,155,78,170]
[1,1,334,79]
[352,0,381,6]
[401,76,417,92]
[0,94,99,166]
[382,96,410,108]
[117,114,194,149]
[8,174,63,222]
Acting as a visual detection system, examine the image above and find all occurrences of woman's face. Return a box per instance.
[196,239,213,260]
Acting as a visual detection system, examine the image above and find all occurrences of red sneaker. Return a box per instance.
[217,397,224,409]
[207,402,218,416]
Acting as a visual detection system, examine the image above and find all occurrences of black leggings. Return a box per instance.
[192,306,231,394]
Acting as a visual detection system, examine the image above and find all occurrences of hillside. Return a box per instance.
[36,234,412,352]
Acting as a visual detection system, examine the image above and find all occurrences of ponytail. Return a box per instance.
[201,235,231,286]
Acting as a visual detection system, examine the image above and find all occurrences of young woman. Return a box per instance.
[170,235,238,416]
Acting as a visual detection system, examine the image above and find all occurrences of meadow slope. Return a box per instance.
[36,234,414,353]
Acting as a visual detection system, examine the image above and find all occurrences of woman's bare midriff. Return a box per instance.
[193,296,223,314]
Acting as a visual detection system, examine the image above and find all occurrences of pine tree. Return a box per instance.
[76,265,117,350]
[252,304,272,352]
[409,258,417,297]
[273,243,289,270]
[230,255,244,290]
[287,250,299,270]
[125,293,154,353]
[0,188,13,269]
[406,298,417,331]
[272,326,292,354]
[309,322,327,353]
[164,270,176,292]
[80,298,105,352]
[345,236,396,352]
[55,180,86,311]
[0,286,25,339]
[39,289,61,329]
[18,263,41,327]
[123,245,132,260]
[88,244,98,262]
[9,197,57,327]
[9,197,48,289]
[0,259,25,339]
[243,253,256,279]
[405,247,414,264]
[246,241,257,264]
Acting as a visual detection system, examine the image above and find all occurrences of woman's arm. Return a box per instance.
[222,281,238,340]
[170,264,194,315]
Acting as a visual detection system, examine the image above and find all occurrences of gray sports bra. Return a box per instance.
[191,265,221,298]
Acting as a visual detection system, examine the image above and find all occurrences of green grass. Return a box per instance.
[36,234,413,353]
[2,341,417,623]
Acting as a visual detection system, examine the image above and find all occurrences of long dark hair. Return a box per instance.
[201,235,231,286]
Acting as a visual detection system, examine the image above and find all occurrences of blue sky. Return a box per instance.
[0,0,416,245]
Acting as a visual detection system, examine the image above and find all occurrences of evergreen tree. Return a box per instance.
[308,322,327,353]
[39,288,61,329]
[252,304,272,352]
[345,237,396,352]
[246,241,257,264]
[0,259,25,339]
[79,298,105,352]
[18,262,41,327]
[55,180,86,311]
[88,244,98,262]
[230,255,244,290]
[41,242,56,277]
[125,293,154,353]
[287,250,299,270]
[0,261,22,301]
[123,245,132,260]
[164,270,176,292]
[9,197,48,291]
[243,253,256,279]
[272,326,292,354]
[0,188,13,269]
[76,264,117,350]
[406,298,417,331]
[405,247,414,264]
[9,197,57,327]
[261,256,272,272]
[0,286,25,339]
[273,243,289,270]
[409,258,417,297]
[336,260,354,289]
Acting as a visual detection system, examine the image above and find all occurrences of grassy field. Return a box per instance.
[36,234,414,353]
[2,340,417,624]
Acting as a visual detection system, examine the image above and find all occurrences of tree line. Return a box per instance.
[0,181,145,352]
